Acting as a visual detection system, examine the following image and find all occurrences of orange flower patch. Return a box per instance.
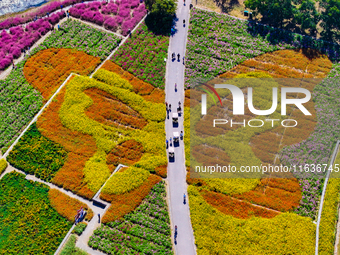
[24,48,100,101]
[195,101,254,138]
[200,189,279,219]
[155,165,167,178]
[37,84,97,199]
[233,178,301,212]
[48,188,94,222]
[106,140,144,171]
[192,144,231,166]
[101,174,161,223]
[220,49,332,79]
[101,61,165,103]
[84,87,148,130]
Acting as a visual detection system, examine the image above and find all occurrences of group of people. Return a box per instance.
[172,52,181,61]
[74,207,87,224]
[171,53,185,64]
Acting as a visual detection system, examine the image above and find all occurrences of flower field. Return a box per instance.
[106,140,144,170]
[72,223,88,236]
[48,189,94,222]
[24,48,100,100]
[8,67,167,199]
[100,174,162,223]
[0,61,43,153]
[0,159,7,175]
[319,178,340,254]
[89,181,173,254]
[36,19,122,60]
[190,48,336,221]
[100,61,165,102]
[69,0,147,35]
[0,172,72,254]
[60,234,88,255]
[200,189,279,219]
[101,166,150,195]
[112,23,169,88]
[188,185,316,255]
[0,0,93,30]
[84,87,148,130]
[1,19,120,154]
[185,8,340,88]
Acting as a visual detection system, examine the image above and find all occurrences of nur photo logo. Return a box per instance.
[199,81,312,128]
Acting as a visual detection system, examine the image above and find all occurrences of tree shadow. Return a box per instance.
[245,20,340,61]
[145,13,175,36]
[213,0,239,14]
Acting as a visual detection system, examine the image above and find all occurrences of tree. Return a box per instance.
[320,0,340,41]
[244,0,296,27]
[145,0,176,35]
[294,0,319,35]
[152,0,176,15]
[145,0,156,11]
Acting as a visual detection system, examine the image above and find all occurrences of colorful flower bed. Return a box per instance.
[185,8,340,88]
[72,223,88,236]
[0,0,92,30]
[0,19,120,154]
[48,189,94,222]
[90,181,173,254]
[24,48,100,100]
[0,11,65,71]
[69,0,147,36]
[112,23,169,88]
[38,86,98,199]
[106,140,144,170]
[7,123,68,182]
[100,175,162,223]
[0,172,71,254]
[188,185,315,255]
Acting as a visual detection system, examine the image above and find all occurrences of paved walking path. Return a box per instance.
[165,2,197,255]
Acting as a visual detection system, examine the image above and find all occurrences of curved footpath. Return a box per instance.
[165,1,197,254]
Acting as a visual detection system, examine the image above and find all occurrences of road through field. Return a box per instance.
[165,1,197,255]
